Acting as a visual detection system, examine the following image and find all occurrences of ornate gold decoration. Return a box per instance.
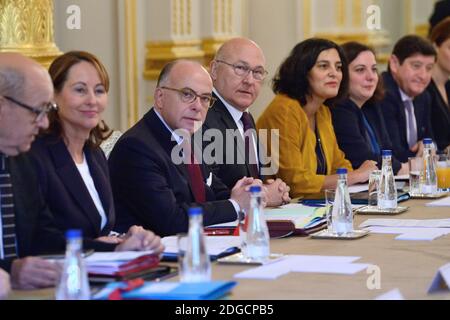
[314,31,391,64]
[227,0,232,34]
[415,24,429,38]
[404,0,412,33]
[302,0,311,38]
[144,40,205,80]
[202,36,233,67]
[336,0,345,27]
[214,0,219,33]
[352,0,362,27]
[124,0,139,127]
[0,0,61,68]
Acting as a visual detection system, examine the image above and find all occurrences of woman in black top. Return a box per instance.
[427,17,450,152]
[331,42,408,174]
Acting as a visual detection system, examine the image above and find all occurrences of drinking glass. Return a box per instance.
[324,189,335,234]
[408,157,422,195]
[368,170,381,207]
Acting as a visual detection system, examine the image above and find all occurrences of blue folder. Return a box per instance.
[93,281,237,300]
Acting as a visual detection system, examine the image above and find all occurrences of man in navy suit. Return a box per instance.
[109,60,264,237]
[202,38,290,206]
[380,35,436,163]
[0,53,64,289]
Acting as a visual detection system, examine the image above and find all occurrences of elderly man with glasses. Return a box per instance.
[202,37,291,207]
[109,59,265,237]
[0,53,65,290]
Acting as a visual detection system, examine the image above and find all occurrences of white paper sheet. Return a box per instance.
[375,289,405,300]
[365,226,450,241]
[85,251,154,263]
[426,197,450,207]
[360,218,450,228]
[348,184,368,193]
[234,255,367,280]
[162,236,241,255]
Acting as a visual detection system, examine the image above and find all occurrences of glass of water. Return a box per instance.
[408,157,422,195]
[324,189,335,234]
[368,170,381,207]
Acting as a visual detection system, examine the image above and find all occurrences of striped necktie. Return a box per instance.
[0,155,18,259]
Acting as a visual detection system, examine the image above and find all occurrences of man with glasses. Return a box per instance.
[203,37,291,206]
[0,53,65,290]
[109,60,265,236]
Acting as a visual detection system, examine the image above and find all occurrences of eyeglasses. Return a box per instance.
[3,95,57,122]
[215,59,268,81]
[160,86,216,108]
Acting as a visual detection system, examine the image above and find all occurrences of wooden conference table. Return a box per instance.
[10,199,450,300]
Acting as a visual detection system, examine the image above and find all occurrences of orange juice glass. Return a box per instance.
[436,154,450,190]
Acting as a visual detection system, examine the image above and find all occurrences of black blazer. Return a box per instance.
[379,72,434,162]
[0,154,66,272]
[331,99,402,173]
[201,94,260,189]
[29,135,116,252]
[426,80,450,151]
[108,108,237,237]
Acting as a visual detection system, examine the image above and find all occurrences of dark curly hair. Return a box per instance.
[340,41,385,103]
[46,51,112,147]
[272,38,349,107]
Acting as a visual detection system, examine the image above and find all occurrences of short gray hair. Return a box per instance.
[0,67,25,98]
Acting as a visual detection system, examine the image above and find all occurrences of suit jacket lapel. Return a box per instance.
[145,109,197,194]
[84,148,114,234]
[49,140,102,233]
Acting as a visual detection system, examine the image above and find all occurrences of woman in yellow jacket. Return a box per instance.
[257,38,377,198]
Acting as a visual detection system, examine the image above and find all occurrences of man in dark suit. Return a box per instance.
[379,35,436,163]
[203,38,290,206]
[109,60,263,237]
[0,53,64,289]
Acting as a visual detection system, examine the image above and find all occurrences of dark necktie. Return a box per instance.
[0,155,18,259]
[240,112,259,179]
[405,99,417,149]
[185,150,206,203]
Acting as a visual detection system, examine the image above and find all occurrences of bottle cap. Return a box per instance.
[188,207,203,216]
[249,185,262,193]
[336,168,347,174]
[66,229,82,239]
[382,150,392,156]
[423,138,433,145]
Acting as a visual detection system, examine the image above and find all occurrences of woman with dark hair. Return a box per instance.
[427,17,450,152]
[257,38,376,197]
[331,41,408,175]
[29,51,164,253]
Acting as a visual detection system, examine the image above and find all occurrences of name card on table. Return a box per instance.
[428,263,450,293]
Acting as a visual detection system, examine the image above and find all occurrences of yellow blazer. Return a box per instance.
[256,94,352,197]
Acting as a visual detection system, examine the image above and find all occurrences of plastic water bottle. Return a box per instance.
[55,229,90,300]
[331,168,353,235]
[245,185,270,261]
[421,138,437,195]
[180,207,211,282]
[378,150,397,210]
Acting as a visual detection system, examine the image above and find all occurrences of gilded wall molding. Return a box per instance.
[302,0,311,39]
[144,40,205,80]
[415,24,428,38]
[314,31,390,63]
[202,36,232,67]
[352,0,362,27]
[0,0,61,68]
[124,0,139,127]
